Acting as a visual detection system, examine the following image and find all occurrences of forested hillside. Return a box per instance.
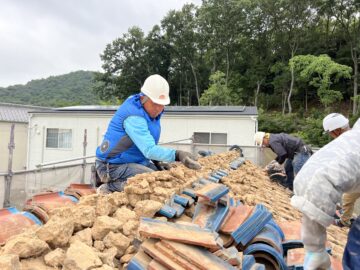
[0,71,100,107]
[93,0,360,146]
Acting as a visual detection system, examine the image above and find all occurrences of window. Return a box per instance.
[193,132,210,144]
[211,133,227,144]
[193,132,227,145]
[46,128,72,149]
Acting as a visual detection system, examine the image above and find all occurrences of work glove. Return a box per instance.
[269,160,281,167]
[228,145,244,157]
[175,150,202,170]
[152,160,172,171]
[264,160,282,173]
[304,250,332,270]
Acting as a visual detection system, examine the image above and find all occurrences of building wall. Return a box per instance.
[160,115,257,146]
[27,113,110,169]
[27,113,257,169]
[0,122,28,172]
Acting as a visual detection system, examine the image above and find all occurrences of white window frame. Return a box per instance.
[210,132,227,145]
[46,128,73,149]
[193,132,210,144]
[193,132,227,145]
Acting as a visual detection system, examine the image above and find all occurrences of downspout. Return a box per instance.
[41,126,46,163]
[25,113,33,199]
[251,115,260,166]
[251,116,258,133]
[3,124,15,207]
[26,113,33,170]
[40,125,45,192]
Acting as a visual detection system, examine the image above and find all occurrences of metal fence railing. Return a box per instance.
[0,161,94,209]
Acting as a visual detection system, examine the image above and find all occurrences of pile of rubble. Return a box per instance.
[0,151,348,270]
[126,168,343,269]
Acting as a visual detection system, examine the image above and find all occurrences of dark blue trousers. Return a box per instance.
[343,216,360,269]
[284,152,311,191]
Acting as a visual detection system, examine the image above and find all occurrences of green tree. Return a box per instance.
[95,26,148,101]
[270,62,291,114]
[200,71,238,105]
[144,25,171,76]
[271,0,316,113]
[296,114,332,147]
[91,0,358,114]
[161,4,203,105]
[290,54,352,107]
[321,0,360,114]
[198,0,242,85]
[240,0,274,108]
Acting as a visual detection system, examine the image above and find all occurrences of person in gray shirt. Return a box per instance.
[254,132,312,190]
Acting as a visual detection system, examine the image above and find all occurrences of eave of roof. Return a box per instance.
[0,103,50,123]
[30,105,258,116]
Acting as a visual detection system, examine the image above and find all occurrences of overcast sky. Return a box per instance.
[0,0,200,87]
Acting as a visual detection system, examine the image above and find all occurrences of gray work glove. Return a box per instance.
[152,160,172,171]
[175,150,202,170]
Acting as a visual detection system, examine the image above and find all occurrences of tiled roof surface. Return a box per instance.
[0,103,49,123]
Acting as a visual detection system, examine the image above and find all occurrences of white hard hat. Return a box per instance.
[141,74,170,105]
[254,131,266,146]
[323,113,349,132]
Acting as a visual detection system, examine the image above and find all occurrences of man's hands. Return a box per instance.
[175,150,202,170]
[304,250,331,270]
[267,159,281,169]
[264,160,283,173]
[152,160,172,171]
[152,150,202,171]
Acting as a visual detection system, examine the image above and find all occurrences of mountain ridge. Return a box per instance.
[0,70,101,107]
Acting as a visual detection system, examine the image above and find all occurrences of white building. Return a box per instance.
[27,106,258,169]
[0,103,48,172]
[0,103,49,207]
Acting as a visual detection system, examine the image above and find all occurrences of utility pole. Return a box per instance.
[4,124,15,207]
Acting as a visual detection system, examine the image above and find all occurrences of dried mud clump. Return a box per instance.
[0,150,347,268]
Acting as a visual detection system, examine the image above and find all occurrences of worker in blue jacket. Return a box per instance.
[95,74,201,194]
[254,132,312,190]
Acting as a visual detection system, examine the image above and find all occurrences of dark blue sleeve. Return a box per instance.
[270,141,288,164]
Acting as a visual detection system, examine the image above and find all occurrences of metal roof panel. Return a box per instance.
[0,103,50,123]
[31,105,258,116]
